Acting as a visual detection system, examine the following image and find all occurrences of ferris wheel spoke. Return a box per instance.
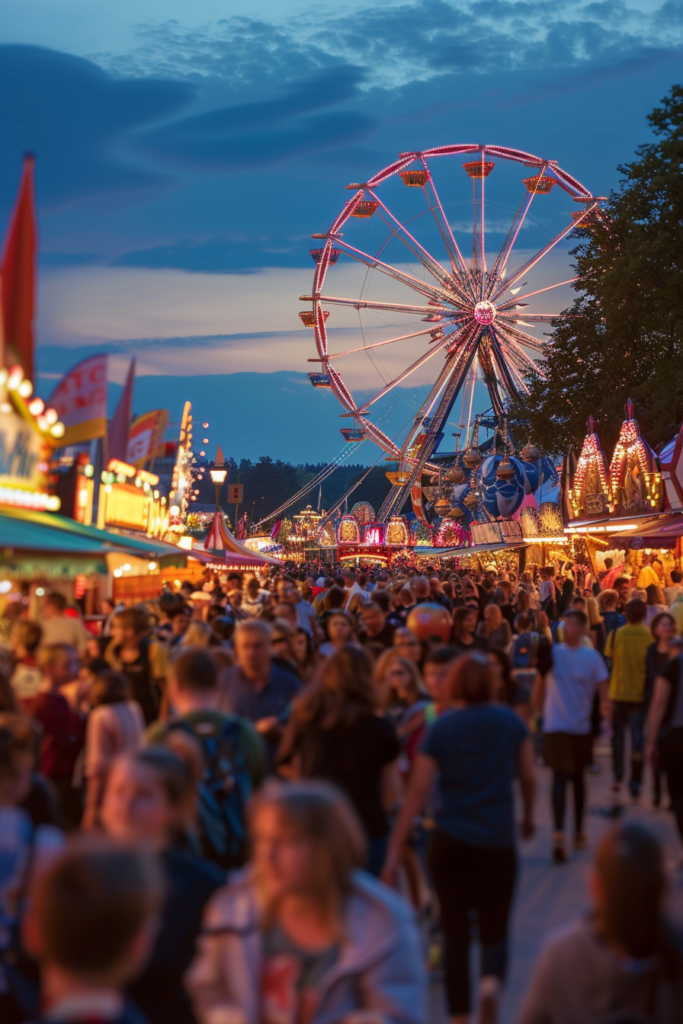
[495,321,546,353]
[495,326,545,376]
[367,189,456,292]
[486,181,544,298]
[501,312,574,323]
[489,327,525,400]
[418,156,472,288]
[497,276,579,309]
[356,336,450,414]
[329,237,458,306]
[502,357,530,396]
[324,324,462,361]
[300,293,452,318]
[490,202,600,304]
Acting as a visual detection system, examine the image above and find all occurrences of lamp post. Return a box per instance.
[209,446,228,513]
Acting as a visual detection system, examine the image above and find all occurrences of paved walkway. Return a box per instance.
[428,749,683,1023]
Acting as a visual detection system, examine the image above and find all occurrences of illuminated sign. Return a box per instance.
[0,371,62,512]
[364,524,386,546]
[98,460,168,537]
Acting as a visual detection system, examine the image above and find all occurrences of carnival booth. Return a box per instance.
[320,505,414,567]
[562,401,683,581]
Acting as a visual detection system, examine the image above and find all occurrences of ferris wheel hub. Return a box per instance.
[473,300,497,326]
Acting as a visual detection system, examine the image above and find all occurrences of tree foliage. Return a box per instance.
[516,85,683,456]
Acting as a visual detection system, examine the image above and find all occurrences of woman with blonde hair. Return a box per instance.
[187,779,426,1024]
[277,646,400,875]
[180,620,213,648]
[476,603,512,652]
[373,648,426,727]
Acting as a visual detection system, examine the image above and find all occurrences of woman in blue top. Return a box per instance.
[383,652,536,1024]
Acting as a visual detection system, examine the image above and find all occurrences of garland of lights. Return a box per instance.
[608,408,661,511]
[567,419,612,518]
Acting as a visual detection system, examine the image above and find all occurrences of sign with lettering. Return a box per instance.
[48,354,108,447]
[0,401,55,511]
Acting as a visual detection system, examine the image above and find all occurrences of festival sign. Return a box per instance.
[0,367,62,512]
[126,409,169,468]
[48,354,108,447]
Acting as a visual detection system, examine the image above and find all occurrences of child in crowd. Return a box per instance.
[82,670,145,830]
[9,621,43,711]
[23,838,163,1024]
[32,646,85,829]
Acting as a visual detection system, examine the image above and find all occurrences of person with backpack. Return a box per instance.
[510,613,548,711]
[100,747,224,1024]
[604,599,651,801]
[147,647,266,871]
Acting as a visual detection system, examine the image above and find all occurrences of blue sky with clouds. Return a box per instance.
[1,0,682,460]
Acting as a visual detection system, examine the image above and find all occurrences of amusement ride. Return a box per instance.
[256,143,603,558]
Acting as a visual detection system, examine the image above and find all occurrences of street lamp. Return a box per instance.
[209,445,227,511]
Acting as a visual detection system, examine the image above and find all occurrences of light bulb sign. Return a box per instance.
[0,399,55,511]
[363,524,385,546]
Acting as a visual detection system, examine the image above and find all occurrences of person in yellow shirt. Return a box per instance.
[604,598,651,800]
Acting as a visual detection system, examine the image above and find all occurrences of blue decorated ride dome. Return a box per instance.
[478,454,526,518]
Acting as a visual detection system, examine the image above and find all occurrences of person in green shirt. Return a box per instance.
[604,599,651,800]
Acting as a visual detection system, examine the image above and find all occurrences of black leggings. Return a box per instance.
[429,830,517,1016]
[551,769,586,835]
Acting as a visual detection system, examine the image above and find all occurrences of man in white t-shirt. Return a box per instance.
[39,593,90,656]
[535,610,609,864]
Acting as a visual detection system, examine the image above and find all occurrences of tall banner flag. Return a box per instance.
[1,156,37,379]
[48,354,108,447]
[126,409,169,467]
[109,358,135,461]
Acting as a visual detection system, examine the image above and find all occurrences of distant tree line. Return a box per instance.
[192,454,396,525]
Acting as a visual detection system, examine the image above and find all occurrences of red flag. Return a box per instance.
[1,156,37,378]
[270,520,281,541]
[109,358,135,461]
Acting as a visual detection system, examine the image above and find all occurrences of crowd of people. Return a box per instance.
[0,557,682,1024]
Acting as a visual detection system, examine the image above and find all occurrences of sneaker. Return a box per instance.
[574,833,588,850]
[552,831,567,864]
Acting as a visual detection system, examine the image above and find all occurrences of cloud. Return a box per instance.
[0,45,193,212]
[93,2,683,89]
[135,66,377,171]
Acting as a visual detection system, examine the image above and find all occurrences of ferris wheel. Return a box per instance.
[300,143,602,521]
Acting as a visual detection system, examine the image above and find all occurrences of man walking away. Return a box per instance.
[534,611,609,863]
[605,598,651,801]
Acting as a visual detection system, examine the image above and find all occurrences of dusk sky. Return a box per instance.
[2,0,682,461]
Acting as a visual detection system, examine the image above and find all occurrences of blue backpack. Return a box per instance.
[169,715,253,870]
[512,631,540,670]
